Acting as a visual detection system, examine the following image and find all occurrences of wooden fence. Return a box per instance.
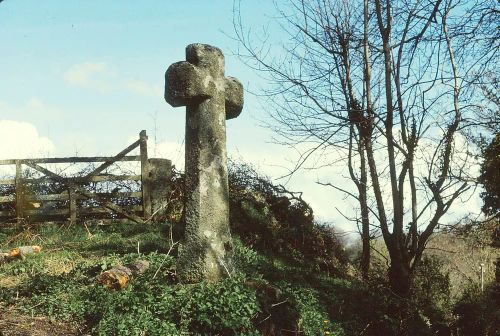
[0,130,171,225]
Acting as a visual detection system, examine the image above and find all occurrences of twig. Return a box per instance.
[271,299,288,307]
[83,222,94,239]
[166,241,178,257]
[359,322,372,335]
[218,257,232,278]
[281,329,303,334]
[425,246,457,253]
[169,224,174,247]
[144,200,170,223]
[256,313,271,325]
[370,245,390,267]
[152,241,178,279]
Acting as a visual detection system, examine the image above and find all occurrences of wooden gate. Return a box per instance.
[0,130,171,225]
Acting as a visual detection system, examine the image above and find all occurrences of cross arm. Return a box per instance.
[165,61,209,107]
[225,77,244,120]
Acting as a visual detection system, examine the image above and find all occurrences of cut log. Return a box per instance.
[0,245,42,264]
[97,260,149,290]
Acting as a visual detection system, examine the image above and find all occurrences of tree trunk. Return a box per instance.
[388,260,411,299]
[360,185,370,279]
[388,259,416,336]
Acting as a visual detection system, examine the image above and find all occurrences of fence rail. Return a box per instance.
[0,156,141,165]
[0,130,172,225]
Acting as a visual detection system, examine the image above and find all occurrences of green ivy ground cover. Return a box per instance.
[0,223,355,335]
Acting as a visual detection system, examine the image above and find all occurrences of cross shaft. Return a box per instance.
[164,43,243,282]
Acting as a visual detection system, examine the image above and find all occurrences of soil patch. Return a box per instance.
[0,309,84,336]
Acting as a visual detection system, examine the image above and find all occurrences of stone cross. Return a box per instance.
[164,43,243,282]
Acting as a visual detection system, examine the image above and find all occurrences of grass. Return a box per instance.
[0,222,179,334]
[0,222,364,335]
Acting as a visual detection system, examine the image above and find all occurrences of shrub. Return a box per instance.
[228,161,348,275]
[281,284,345,336]
[412,255,452,328]
[453,285,500,336]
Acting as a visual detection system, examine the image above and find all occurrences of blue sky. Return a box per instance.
[0,0,349,229]
[0,0,483,236]
[0,0,275,153]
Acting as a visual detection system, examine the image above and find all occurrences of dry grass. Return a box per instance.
[0,308,84,336]
[42,254,81,276]
[0,274,26,288]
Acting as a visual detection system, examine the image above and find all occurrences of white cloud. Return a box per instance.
[0,120,55,160]
[63,62,162,97]
[228,142,358,232]
[229,131,484,236]
[125,135,185,170]
[63,62,112,93]
[26,97,45,109]
[124,80,163,98]
[150,140,185,169]
[128,125,482,238]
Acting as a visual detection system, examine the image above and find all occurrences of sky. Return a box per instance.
[0,0,483,237]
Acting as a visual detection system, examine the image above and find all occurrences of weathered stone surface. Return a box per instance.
[164,43,244,283]
[225,77,244,119]
[148,158,172,221]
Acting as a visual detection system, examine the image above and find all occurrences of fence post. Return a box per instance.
[15,160,23,224]
[148,159,172,221]
[140,130,152,220]
[69,188,77,224]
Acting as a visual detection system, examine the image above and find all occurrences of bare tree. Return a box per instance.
[234,0,499,298]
